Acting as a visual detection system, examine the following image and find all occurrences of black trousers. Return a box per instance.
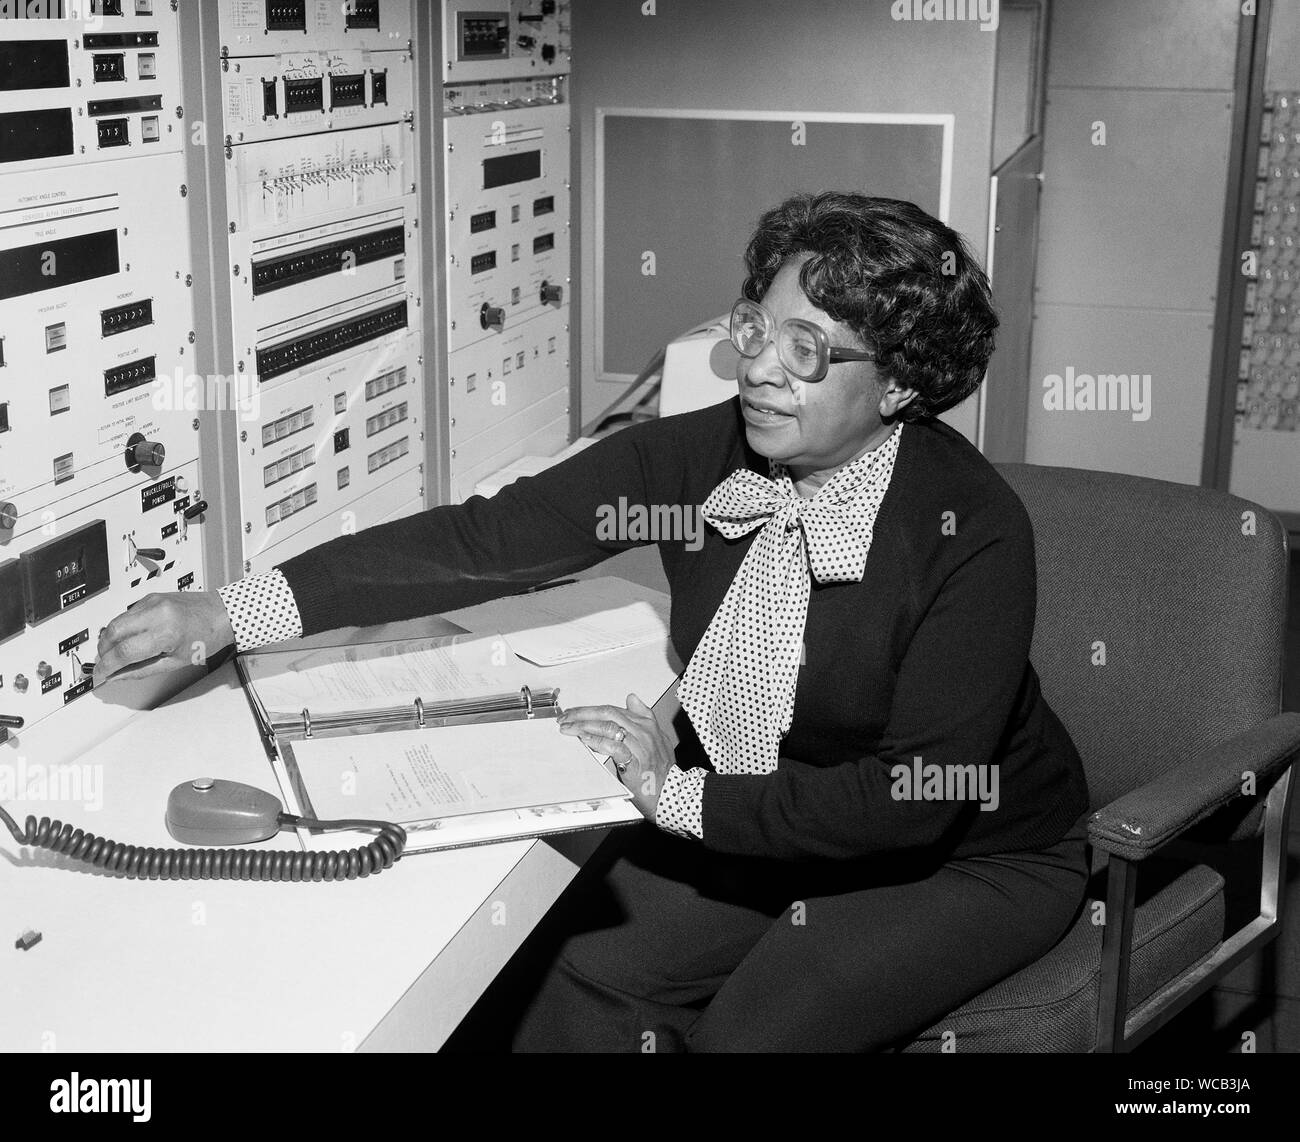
[510,814,1090,1052]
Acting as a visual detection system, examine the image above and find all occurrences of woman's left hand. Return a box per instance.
[557,693,676,819]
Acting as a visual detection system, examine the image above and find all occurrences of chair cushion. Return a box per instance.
[901,862,1226,1052]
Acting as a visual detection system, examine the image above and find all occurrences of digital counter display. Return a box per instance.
[483,150,541,190]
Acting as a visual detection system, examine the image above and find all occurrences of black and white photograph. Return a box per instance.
[0,0,1295,1124]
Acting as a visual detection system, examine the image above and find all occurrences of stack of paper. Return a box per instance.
[443,576,671,666]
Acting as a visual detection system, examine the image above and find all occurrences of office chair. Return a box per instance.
[900,464,1300,1052]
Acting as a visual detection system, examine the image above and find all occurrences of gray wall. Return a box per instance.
[597,114,945,377]
[1025,0,1240,483]
[571,0,1000,443]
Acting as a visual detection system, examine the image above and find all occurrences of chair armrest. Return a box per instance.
[1088,712,1300,861]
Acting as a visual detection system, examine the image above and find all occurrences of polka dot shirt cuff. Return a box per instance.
[654,765,706,840]
[217,569,304,652]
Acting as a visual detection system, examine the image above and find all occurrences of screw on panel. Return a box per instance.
[185,274,193,286]
[187,331,196,344]
[180,185,188,197]
[175,105,183,118]
[192,418,200,430]
[244,523,252,534]
[244,561,251,573]
[230,222,236,233]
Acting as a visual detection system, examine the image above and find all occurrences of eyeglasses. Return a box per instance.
[729,298,874,383]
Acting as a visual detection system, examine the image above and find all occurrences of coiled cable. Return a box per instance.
[0,804,406,882]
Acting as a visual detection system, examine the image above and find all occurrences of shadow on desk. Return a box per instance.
[442,825,641,1052]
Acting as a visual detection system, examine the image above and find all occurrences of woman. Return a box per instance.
[93,192,1090,1052]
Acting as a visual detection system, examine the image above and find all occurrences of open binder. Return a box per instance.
[234,632,644,855]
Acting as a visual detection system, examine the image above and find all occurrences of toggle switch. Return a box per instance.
[540,280,563,305]
[183,499,208,521]
[0,502,16,531]
[134,547,166,561]
[479,303,505,331]
[125,434,165,472]
[13,674,27,694]
[516,34,536,49]
[0,714,23,728]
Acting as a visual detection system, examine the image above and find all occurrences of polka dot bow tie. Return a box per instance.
[678,424,902,776]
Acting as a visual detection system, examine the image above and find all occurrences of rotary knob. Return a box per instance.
[479,303,505,331]
[125,433,165,471]
[540,281,563,305]
[0,502,16,531]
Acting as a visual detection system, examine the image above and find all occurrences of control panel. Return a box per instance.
[216,0,425,573]
[440,5,572,501]
[441,0,570,84]
[0,2,208,757]
[217,0,409,54]
[0,0,184,175]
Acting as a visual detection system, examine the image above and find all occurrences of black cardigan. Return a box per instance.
[279,397,1089,864]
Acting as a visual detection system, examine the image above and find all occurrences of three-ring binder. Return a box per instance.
[232,633,650,856]
[290,685,558,740]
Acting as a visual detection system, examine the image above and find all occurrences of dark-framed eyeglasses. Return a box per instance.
[729,298,875,383]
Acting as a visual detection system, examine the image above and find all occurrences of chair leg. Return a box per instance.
[1097,855,1138,1052]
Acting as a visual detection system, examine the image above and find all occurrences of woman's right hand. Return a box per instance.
[92,591,236,687]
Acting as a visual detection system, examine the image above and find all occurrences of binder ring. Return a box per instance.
[302,708,312,738]
[521,685,535,719]
[414,697,426,727]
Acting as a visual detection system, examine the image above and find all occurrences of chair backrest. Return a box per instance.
[993,463,1290,810]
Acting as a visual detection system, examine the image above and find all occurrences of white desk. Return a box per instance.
[0,595,678,1052]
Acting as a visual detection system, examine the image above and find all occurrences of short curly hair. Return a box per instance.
[741,192,998,421]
